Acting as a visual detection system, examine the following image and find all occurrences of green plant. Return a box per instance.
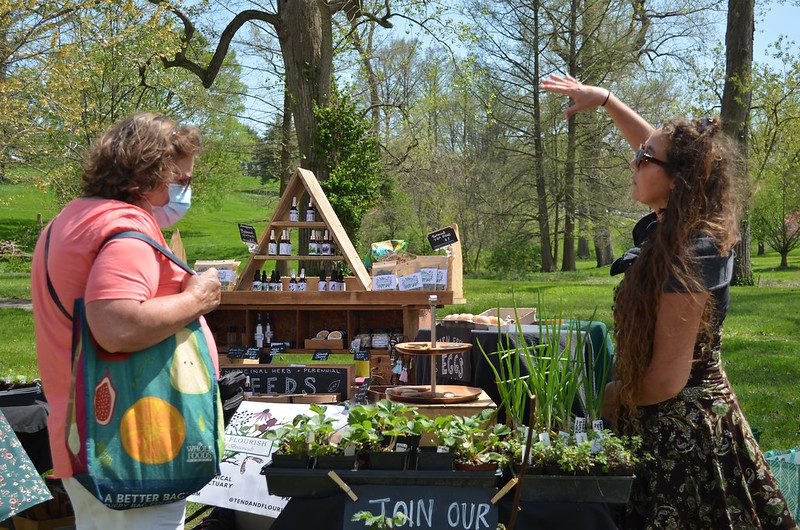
[433,410,513,466]
[264,404,337,456]
[351,510,409,529]
[557,441,594,475]
[347,400,424,452]
[594,432,645,474]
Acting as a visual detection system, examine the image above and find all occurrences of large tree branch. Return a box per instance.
[149,1,278,88]
[329,0,394,28]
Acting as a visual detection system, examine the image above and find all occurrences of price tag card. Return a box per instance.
[354,377,372,404]
[354,349,370,361]
[427,226,458,251]
[244,347,261,360]
[237,223,258,244]
[312,349,331,361]
[227,346,245,359]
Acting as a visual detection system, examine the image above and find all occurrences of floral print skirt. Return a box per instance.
[0,410,52,522]
[623,375,798,529]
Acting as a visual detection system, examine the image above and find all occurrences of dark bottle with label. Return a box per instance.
[267,229,277,255]
[289,270,297,292]
[299,268,307,292]
[261,270,268,289]
[308,230,318,255]
[289,196,299,222]
[329,270,338,292]
[306,197,316,222]
[338,268,346,291]
[318,271,327,292]
[252,270,262,291]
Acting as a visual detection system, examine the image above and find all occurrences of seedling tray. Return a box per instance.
[262,465,499,498]
[519,474,634,504]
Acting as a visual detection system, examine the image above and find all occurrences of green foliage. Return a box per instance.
[314,89,384,244]
[484,243,542,277]
[351,510,409,529]
[346,400,424,451]
[431,409,512,466]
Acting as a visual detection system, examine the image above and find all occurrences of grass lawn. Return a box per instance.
[1,173,799,452]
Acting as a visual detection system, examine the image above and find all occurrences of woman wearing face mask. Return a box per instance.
[30,112,221,529]
[541,75,797,529]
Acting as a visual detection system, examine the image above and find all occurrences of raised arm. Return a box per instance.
[540,74,655,150]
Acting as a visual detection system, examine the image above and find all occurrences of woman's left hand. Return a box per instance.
[540,74,609,119]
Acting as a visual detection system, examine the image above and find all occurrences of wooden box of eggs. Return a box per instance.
[440,308,537,329]
[440,312,509,330]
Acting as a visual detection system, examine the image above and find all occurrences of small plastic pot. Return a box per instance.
[416,447,454,471]
[271,453,312,469]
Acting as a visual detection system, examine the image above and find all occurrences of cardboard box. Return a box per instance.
[304,338,344,350]
[11,515,75,530]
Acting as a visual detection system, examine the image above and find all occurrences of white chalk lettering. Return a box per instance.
[284,377,297,393]
[304,377,316,393]
[476,504,491,528]
[369,497,391,518]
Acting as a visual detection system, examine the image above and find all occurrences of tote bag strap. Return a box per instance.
[44,226,195,321]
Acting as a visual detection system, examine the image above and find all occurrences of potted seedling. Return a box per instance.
[347,401,419,470]
[264,413,315,468]
[437,410,512,472]
[416,415,455,471]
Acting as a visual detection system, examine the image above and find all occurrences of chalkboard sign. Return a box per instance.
[227,346,246,359]
[244,347,261,360]
[342,485,497,530]
[354,349,370,361]
[237,223,258,244]
[220,364,353,399]
[312,349,331,361]
[354,377,372,404]
[414,326,472,384]
[427,226,458,251]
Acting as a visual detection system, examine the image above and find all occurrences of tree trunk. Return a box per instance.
[780,251,788,268]
[0,23,8,183]
[532,0,555,272]
[721,0,755,285]
[561,0,579,272]
[277,0,333,180]
[577,235,590,259]
[593,225,614,267]
[280,88,293,195]
[757,240,764,256]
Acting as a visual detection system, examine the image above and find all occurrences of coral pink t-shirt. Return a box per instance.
[31,197,219,478]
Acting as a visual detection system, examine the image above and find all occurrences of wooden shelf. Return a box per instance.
[254,255,342,261]
[219,347,390,354]
[220,290,452,307]
[268,221,328,228]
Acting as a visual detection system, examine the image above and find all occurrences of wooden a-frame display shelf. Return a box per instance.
[210,168,463,386]
[235,168,372,291]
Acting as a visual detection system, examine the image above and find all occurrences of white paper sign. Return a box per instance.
[373,274,398,291]
[398,272,423,291]
[189,401,347,517]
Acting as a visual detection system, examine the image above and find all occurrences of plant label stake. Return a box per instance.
[429,295,438,395]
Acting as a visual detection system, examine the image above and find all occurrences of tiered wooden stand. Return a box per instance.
[207,168,463,388]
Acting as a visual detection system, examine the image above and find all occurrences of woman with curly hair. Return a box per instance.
[542,74,797,529]
[31,112,221,529]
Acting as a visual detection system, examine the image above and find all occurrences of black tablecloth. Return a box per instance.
[272,494,619,529]
[0,397,52,473]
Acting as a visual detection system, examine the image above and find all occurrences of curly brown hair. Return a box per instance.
[612,117,741,430]
[81,112,203,203]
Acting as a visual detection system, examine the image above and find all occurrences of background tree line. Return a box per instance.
[2,0,798,275]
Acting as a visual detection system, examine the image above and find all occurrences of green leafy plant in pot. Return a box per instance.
[435,409,513,471]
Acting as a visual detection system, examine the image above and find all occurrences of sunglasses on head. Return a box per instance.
[634,144,669,169]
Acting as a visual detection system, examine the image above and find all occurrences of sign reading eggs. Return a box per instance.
[170,328,211,394]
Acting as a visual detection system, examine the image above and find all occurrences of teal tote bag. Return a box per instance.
[46,229,224,510]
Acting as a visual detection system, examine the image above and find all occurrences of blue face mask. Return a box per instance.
[149,184,191,228]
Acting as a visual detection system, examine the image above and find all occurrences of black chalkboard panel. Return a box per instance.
[427,226,458,250]
[342,485,497,530]
[220,364,353,399]
[354,349,370,361]
[237,223,258,244]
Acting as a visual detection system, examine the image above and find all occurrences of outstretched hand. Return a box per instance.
[540,74,610,119]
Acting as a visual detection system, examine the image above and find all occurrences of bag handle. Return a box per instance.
[45,226,195,321]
